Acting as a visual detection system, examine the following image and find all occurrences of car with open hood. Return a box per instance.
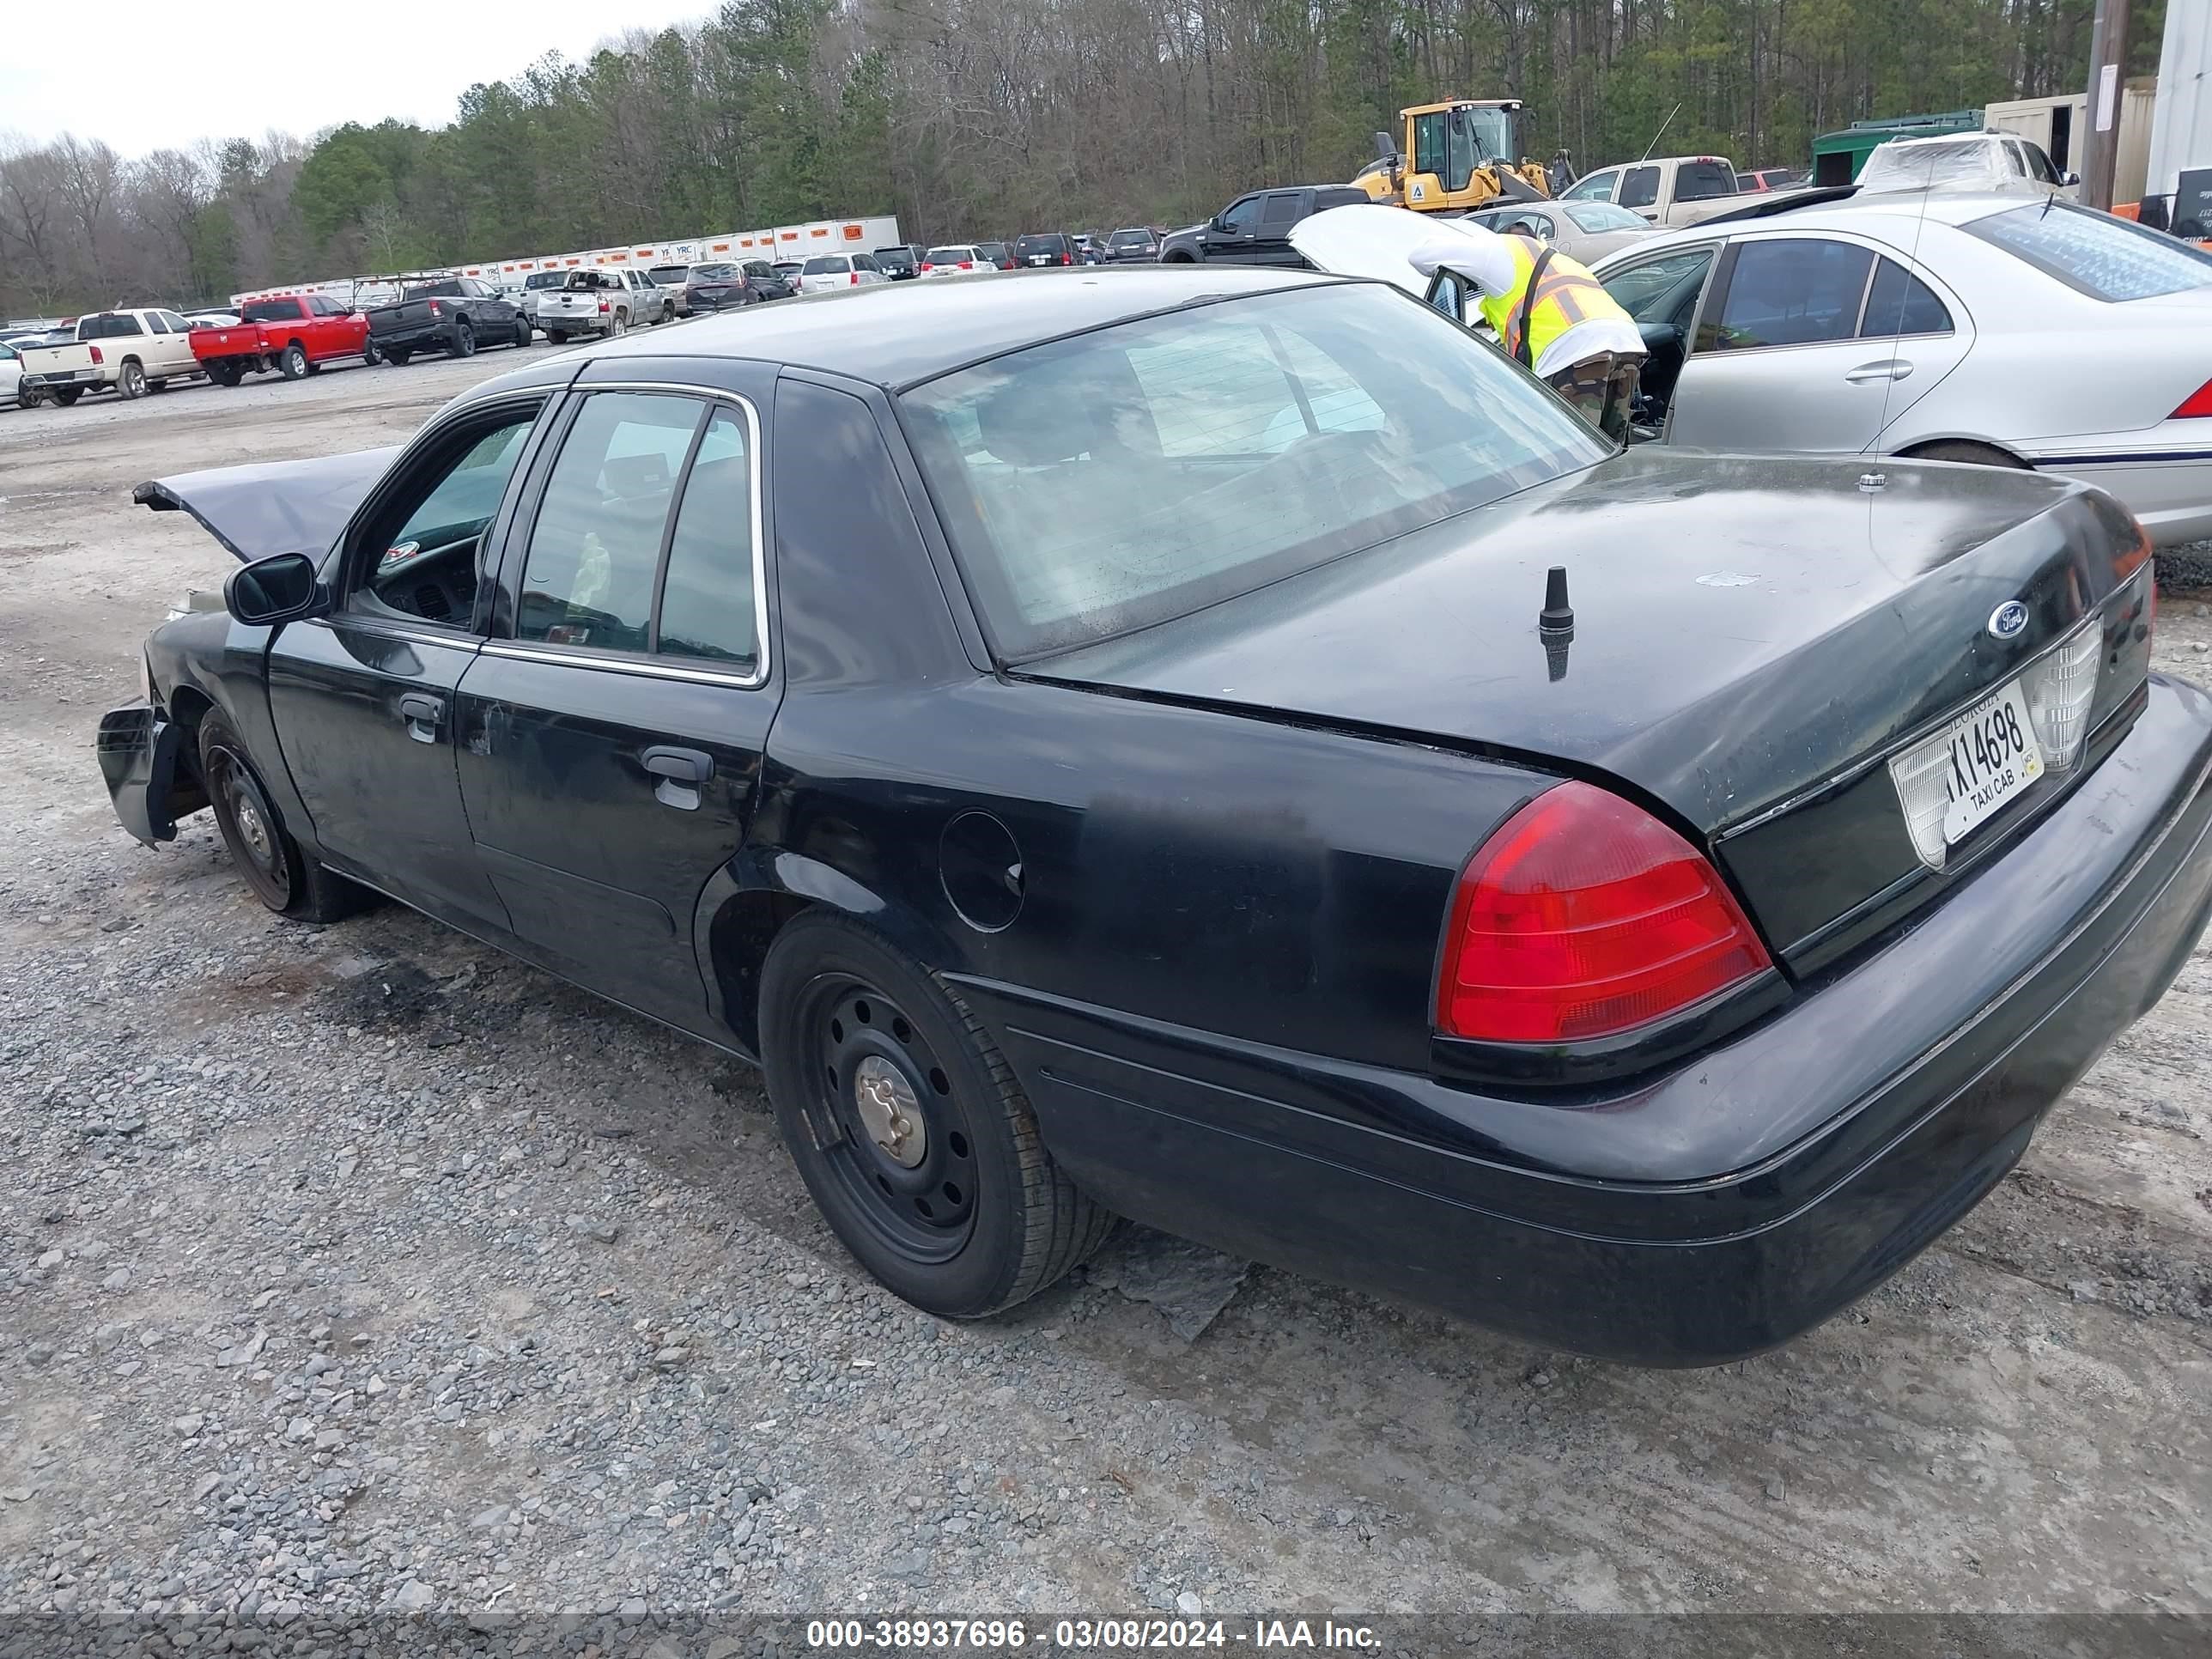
[97,266,2210,1364]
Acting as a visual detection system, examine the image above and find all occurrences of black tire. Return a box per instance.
[759,914,1114,1317]
[608,307,627,337]
[451,320,476,358]
[53,387,82,406]
[210,363,243,387]
[148,378,169,392]
[512,315,532,347]
[388,347,412,366]
[546,330,567,346]
[277,342,308,380]
[15,386,40,409]
[1904,440,2028,470]
[361,335,383,367]
[303,359,321,375]
[116,359,148,399]
[197,711,371,923]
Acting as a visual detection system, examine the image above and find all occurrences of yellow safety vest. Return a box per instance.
[1475,239,1626,371]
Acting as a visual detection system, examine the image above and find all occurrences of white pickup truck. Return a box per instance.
[16,307,207,404]
[536,268,672,343]
[1555,155,1767,228]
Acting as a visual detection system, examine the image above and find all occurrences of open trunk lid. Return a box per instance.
[1028,449,2153,961]
[134,447,398,562]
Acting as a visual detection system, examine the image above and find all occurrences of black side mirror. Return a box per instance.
[225,551,325,628]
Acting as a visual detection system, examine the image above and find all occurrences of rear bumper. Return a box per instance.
[22,368,102,389]
[964,675,2212,1364]
[96,702,195,846]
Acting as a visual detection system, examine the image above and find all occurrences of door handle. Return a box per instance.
[641,744,714,811]
[641,745,713,783]
[1844,359,1912,384]
[397,691,444,743]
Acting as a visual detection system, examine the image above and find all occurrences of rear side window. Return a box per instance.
[1702,238,1875,349]
[520,392,705,652]
[656,410,758,667]
[1861,258,1953,337]
[1261,192,1304,225]
[1676,161,1737,201]
[1970,203,2212,301]
[1619,167,1659,210]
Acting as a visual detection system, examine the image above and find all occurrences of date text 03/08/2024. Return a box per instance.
[804,1617,1382,1650]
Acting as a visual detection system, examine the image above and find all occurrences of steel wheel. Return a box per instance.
[802,974,977,1264]
[204,735,295,911]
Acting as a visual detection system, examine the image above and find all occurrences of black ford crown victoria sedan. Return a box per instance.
[100,267,2212,1364]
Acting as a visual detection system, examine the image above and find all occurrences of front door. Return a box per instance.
[1668,234,1972,455]
[264,394,550,931]
[1202,195,1263,263]
[454,384,778,1023]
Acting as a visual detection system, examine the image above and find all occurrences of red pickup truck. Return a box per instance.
[192,293,377,385]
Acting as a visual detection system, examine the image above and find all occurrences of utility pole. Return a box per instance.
[2082,0,2134,210]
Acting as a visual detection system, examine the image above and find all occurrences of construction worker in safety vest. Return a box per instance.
[1407,222,1644,441]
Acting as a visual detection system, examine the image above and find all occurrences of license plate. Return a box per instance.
[1902,679,2045,847]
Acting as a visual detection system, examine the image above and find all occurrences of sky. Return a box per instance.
[0,0,715,159]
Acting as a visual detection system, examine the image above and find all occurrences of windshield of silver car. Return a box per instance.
[899,283,1606,659]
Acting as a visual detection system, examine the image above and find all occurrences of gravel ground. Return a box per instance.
[4,352,2212,1644]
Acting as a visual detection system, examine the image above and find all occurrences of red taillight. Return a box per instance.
[958,260,973,270]
[599,299,610,313]
[428,300,441,315]
[1060,252,1071,264]
[848,272,858,285]
[919,262,933,272]
[1436,781,1770,1044]
[2171,378,2212,418]
[88,345,103,364]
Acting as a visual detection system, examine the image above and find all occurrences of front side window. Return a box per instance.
[148,313,173,333]
[1601,248,1717,325]
[899,284,1605,659]
[355,404,541,627]
[1701,238,1875,350]
[1970,202,2212,301]
[2022,143,2062,185]
[1216,200,1260,236]
[1619,167,1660,210]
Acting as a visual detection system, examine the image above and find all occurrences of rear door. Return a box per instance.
[1667,232,1972,455]
[453,373,779,1023]
[1253,191,1310,265]
[263,392,552,929]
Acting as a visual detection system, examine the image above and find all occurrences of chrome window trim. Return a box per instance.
[514,379,771,692]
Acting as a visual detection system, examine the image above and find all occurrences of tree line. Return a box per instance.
[0,0,2166,319]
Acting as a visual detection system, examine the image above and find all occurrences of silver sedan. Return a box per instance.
[1582,192,2212,545]
[1463,198,1658,264]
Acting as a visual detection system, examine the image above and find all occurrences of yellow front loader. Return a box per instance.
[1354,100,1556,214]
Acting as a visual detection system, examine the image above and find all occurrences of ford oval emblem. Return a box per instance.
[1987,601,2029,641]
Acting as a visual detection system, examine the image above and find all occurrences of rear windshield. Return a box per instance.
[1109,229,1152,246]
[1563,203,1648,233]
[406,280,465,297]
[524,272,564,289]
[899,284,1605,660]
[1675,161,1739,201]
[1014,234,1066,255]
[875,246,915,264]
[976,243,1008,258]
[690,264,737,281]
[802,256,848,274]
[1970,202,2212,301]
[647,265,689,284]
[927,247,976,263]
[240,300,304,323]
